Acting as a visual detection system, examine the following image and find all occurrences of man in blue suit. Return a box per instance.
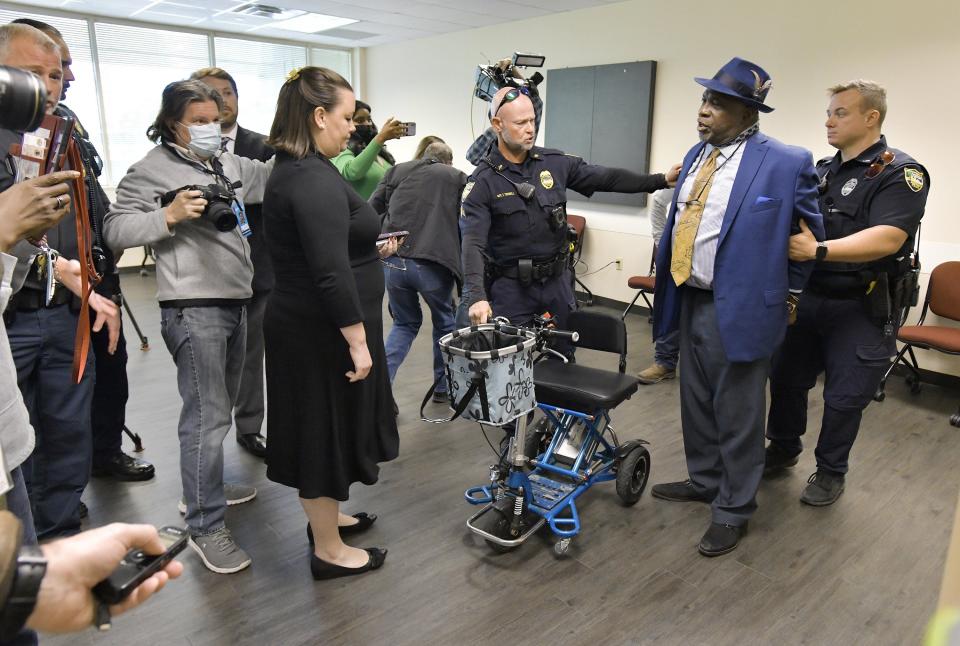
[650,58,824,556]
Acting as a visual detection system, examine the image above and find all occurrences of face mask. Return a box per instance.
[182,122,221,158]
[353,124,376,145]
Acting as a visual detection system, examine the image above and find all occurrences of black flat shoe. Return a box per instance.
[310,548,387,580]
[307,513,378,545]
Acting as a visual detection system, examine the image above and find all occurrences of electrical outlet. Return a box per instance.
[615,258,623,271]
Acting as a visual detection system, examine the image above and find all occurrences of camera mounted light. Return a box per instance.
[512,53,545,68]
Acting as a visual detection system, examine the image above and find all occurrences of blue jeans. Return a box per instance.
[160,305,246,536]
[383,258,456,391]
[8,304,93,540]
[654,328,680,370]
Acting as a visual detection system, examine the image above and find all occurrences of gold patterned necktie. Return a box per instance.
[670,148,722,286]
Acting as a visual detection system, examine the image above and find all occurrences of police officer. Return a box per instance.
[764,80,929,505]
[462,86,679,332]
[17,18,156,483]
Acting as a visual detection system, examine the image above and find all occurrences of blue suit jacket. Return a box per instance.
[653,132,824,362]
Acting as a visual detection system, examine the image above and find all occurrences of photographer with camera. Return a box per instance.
[461,86,680,340]
[332,100,404,199]
[104,79,272,575]
[0,22,121,544]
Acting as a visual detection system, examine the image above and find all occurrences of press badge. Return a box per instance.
[232,199,252,238]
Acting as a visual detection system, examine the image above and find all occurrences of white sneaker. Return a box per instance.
[189,527,251,574]
[178,483,257,514]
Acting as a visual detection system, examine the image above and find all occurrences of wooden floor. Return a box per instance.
[48,273,960,646]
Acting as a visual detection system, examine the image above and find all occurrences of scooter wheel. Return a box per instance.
[616,446,651,506]
[554,538,571,556]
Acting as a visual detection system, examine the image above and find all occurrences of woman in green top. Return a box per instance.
[332,100,405,199]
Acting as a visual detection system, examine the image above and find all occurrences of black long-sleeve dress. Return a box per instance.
[262,151,398,500]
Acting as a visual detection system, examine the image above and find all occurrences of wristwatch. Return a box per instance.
[0,545,47,640]
[815,241,829,262]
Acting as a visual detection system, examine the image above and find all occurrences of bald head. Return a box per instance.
[490,87,535,161]
[489,86,534,122]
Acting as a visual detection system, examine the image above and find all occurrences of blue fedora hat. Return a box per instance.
[695,57,774,113]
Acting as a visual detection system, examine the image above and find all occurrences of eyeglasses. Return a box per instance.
[492,86,531,117]
[865,150,895,179]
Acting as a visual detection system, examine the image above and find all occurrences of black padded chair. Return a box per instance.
[533,310,638,412]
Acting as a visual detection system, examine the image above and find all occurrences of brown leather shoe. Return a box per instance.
[637,363,676,385]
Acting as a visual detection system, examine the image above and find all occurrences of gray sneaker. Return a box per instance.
[800,470,845,506]
[189,527,251,574]
[637,363,676,385]
[178,483,257,514]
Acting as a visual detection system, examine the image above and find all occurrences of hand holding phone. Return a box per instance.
[93,526,188,605]
[376,230,408,247]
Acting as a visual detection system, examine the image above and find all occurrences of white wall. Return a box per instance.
[364,0,960,375]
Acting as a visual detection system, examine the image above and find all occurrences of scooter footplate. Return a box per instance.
[528,474,577,510]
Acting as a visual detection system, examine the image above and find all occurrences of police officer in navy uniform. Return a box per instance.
[765,80,929,505]
[461,86,680,331]
[16,19,158,483]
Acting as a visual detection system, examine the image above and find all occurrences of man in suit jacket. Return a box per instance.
[650,57,824,556]
[193,68,273,458]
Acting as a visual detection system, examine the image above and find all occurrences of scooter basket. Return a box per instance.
[424,322,537,425]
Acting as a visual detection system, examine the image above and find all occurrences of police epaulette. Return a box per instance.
[816,156,832,166]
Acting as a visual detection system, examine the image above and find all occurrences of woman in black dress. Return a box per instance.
[263,67,400,580]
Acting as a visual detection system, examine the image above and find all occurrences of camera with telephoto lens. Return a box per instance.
[473,52,545,102]
[160,182,239,232]
[0,64,47,132]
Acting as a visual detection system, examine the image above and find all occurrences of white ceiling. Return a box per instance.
[3,0,624,48]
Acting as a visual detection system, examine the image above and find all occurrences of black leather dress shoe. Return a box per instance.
[698,522,746,557]
[651,480,711,503]
[763,442,800,476]
[310,548,387,580]
[308,513,378,545]
[237,433,267,458]
[91,451,156,481]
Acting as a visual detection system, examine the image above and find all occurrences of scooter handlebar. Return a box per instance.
[542,328,579,343]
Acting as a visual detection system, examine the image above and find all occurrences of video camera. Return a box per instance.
[160,182,241,232]
[0,64,48,133]
[473,52,546,102]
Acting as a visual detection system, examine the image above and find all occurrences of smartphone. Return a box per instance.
[400,122,416,137]
[376,230,408,247]
[93,526,188,605]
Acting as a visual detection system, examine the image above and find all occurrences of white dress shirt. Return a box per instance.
[221,123,238,154]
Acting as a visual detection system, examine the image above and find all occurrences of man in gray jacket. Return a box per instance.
[104,80,271,574]
[370,142,466,404]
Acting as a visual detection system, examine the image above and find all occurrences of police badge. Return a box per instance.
[841,178,858,196]
[539,170,554,189]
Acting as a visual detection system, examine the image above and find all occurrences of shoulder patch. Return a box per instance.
[461,180,475,202]
[904,167,924,192]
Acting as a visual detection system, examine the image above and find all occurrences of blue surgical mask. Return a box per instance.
[182,122,221,158]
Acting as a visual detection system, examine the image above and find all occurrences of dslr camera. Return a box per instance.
[0,64,48,132]
[473,52,545,102]
[160,183,240,232]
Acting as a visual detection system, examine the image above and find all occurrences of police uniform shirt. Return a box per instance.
[672,139,747,290]
[459,146,668,306]
[812,135,928,288]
